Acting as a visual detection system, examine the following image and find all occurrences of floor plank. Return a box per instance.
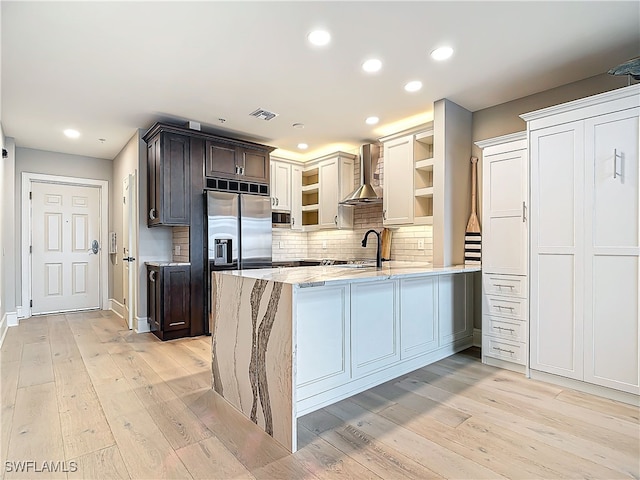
[2,312,638,480]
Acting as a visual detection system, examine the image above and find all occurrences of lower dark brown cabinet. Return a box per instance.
[147,263,191,340]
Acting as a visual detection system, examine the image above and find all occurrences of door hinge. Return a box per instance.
[29,191,32,200]
[30,300,33,307]
[123,298,126,305]
[30,245,32,254]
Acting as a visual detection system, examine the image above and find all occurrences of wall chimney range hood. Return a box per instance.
[340,143,381,205]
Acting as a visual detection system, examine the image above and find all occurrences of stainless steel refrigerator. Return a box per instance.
[207,191,272,270]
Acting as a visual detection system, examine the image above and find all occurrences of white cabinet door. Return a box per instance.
[295,284,351,399]
[270,161,291,211]
[584,108,639,394]
[438,274,472,345]
[318,158,339,227]
[317,156,354,229]
[290,165,303,231]
[482,148,527,275]
[529,121,585,380]
[383,135,414,225]
[351,280,400,377]
[400,277,438,359]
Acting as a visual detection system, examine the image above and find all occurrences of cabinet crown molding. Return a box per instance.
[142,122,276,152]
[475,131,526,149]
[302,150,357,168]
[520,84,640,123]
[378,122,434,143]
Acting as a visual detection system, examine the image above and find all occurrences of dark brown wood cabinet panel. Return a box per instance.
[147,264,191,340]
[163,267,190,331]
[205,141,237,179]
[146,131,190,226]
[148,266,160,331]
[241,148,269,183]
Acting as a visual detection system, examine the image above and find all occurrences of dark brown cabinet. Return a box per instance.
[205,140,270,183]
[146,130,190,226]
[147,263,191,340]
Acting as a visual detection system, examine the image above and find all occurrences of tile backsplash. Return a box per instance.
[272,203,433,263]
[172,226,190,262]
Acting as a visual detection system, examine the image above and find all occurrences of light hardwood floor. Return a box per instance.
[1,311,638,479]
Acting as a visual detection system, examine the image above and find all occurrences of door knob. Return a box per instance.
[88,240,99,255]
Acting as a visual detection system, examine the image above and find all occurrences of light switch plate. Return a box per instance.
[417,238,425,250]
[279,241,284,249]
[322,241,327,250]
[174,245,181,255]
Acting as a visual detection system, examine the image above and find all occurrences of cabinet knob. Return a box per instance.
[334,215,338,226]
[149,270,156,282]
[383,209,387,220]
[149,208,157,220]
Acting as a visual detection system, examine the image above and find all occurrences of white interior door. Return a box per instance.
[122,173,137,329]
[31,182,101,314]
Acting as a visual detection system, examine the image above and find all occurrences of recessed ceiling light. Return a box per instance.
[365,116,379,125]
[431,46,453,61]
[64,129,80,138]
[292,123,305,129]
[297,143,309,150]
[362,58,382,73]
[308,30,331,46]
[404,81,423,93]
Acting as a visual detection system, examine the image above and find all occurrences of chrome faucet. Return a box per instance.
[361,229,382,269]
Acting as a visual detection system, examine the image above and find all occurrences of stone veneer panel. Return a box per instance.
[211,272,293,451]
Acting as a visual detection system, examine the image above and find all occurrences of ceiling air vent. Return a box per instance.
[249,108,279,121]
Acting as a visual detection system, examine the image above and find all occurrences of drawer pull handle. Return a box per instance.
[495,326,515,333]
[169,321,186,327]
[495,305,515,311]
[493,284,515,289]
[493,346,515,354]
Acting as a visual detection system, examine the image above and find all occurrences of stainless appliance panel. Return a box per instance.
[207,191,239,268]
[240,194,272,269]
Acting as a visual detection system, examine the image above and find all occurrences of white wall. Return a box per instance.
[111,130,171,328]
[0,125,7,346]
[14,147,114,309]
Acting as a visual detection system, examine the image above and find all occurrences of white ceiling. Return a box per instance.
[2,1,639,161]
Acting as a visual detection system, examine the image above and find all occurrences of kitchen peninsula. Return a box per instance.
[210,262,480,452]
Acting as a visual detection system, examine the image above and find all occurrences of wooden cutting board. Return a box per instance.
[381,228,392,260]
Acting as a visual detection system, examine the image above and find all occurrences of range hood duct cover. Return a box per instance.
[340,143,382,205]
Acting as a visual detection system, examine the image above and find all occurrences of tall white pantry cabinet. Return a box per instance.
[522,84,640,395]
[476,132,529,373]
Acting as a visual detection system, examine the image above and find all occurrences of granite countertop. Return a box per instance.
[217,261,481,286]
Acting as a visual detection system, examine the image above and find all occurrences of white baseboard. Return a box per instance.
[136,316,150,334]
[529,369,639,407]
[7,311,18,327]
[108,298,125,319]
[473,328,482,348]
[16,305,27,320]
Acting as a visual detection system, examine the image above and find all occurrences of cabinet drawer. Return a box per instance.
[483,274,527,298]
[483,336,525,365]
[484,295,526,321]
[483,315,525,341]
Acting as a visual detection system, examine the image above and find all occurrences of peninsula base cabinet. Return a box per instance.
[294,272,475,416]
[523,85,639,395]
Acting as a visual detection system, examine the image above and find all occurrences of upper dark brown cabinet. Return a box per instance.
[145,128,190,227]
[205,141,270,183]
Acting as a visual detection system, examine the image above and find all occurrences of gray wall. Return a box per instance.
[14,147,114,306]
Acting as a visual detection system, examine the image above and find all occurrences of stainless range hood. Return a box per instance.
[340,143,382,205]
